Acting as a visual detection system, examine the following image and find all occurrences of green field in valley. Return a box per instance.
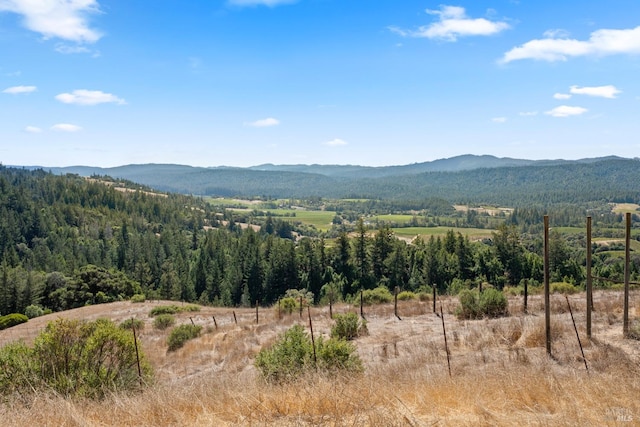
[392,226,494,241]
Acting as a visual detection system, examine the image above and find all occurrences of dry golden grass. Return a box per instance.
[1,290,639,426]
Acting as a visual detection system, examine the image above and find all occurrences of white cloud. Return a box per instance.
[2,85,36,94]
[545,105,588,118]
[491,117,507,123]
[55,43,95,55]
[24,126,42,133]
[570,85,621,99]
[55,89,126,106]
[227,0,297,7]
[501,25,640,63]
[51,123,82,132]
[553,93,571,100]
[0,0,103,43]
[324,138,348,146]
[245,117,280,127]
[519,111,538,116]
[390,5,510,41]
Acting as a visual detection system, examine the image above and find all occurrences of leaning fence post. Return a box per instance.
[394,286,401,320]
[189,317,195,326]
[233,311,238,325]
[440,303,451,377]
[566,295,589,373]
[308,306,317,368]
[131,317,143,386]
[212,316,218,329]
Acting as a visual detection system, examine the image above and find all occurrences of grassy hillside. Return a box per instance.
[1,290,638,425]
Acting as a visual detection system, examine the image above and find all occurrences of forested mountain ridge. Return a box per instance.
[19,156,640,206]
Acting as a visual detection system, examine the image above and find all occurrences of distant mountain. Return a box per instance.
[13,155,639,205]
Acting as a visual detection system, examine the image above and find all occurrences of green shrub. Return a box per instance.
[331,312,367,340]
[315,336,363,374]
[153,314,176,330]
[0,313,29,330]
[456,289,508,319]
[0,318,153,398]
[167,324,202,351]
[457,289,480,319]
[24,305,45,319]
[181,304,201,312]
[149,304,200,317]
[479,288,509,318]
[130,294,146,303]
[550,282,580,294]
[0,342,36,395]
[149,305,180,316]
[119,318,145,333]
[254,324,362,383]
[361,286,393,305]
[278,297,299,315]
[397,291,417,301]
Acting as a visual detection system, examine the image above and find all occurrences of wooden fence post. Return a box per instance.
[586,216,592,339]
[566,296,589,373]
[131,317,143,386]
[440,303,451,377]
[360,289,365,320]
[256,300,259,324]
[394,286,401,320]
[308,306,317,368]
[299,296,303,318]
[212,316,218,329]
[544,215,551,356]
[233,311,237,325]
[623,212,631,338]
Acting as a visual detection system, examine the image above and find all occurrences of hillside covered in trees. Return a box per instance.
[34,156,640,206]
[0,165,638,318]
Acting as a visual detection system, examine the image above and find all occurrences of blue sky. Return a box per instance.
[1,0,639,167]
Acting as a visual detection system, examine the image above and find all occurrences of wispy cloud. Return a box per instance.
[545,105,588,118]
[553,93,571,100]
[24,126,42,133]
[227,0,297,7]
[323,138,348,146]
[55,89,126,106]
[2,85,36,94]
[245,117,280,127]
[55,43,98,56]
[519,111,538,116]
[0,0,103,43]
[491,117,507,123]
[501,25,640,63]
[51,123,82,132]
[389,5,510,41]
[570,85,621,99]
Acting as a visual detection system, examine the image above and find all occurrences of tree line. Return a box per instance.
[0,166,638,317]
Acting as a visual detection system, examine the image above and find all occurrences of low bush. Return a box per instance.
[331,312,367,340]
[130,294,146,303]
[0,313,29,330]
[255,324,362,383]
[0,318,152,398]
[153,314,176,330]
[119,318,145,333]
[397,291,417,301]
[24,305,44,319]
[149,305,180,316]
[456,289,508,319]
[277,297,299,315]
[167,324,202,351]
[550,282,580,294]
[149,304,200,317]
[361,286,393,305]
